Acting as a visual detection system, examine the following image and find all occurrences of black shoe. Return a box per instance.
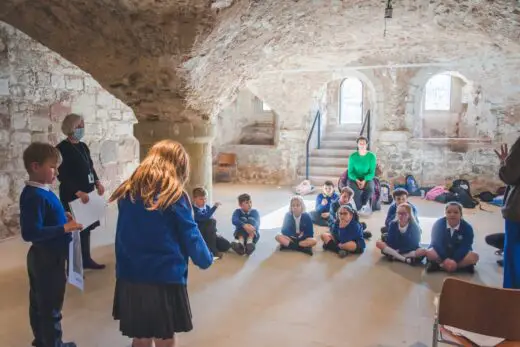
[363,231,372,239]
[460,264,475,274]
[405,257,420,266]
[231,241,245,255]
[361,222,367,230]
[338,250,349,258]
[300,247,313,256]
[497,259,504,267]
[83,260,106,270]
[381,233,388,243]
[495,249,504,256]
[245,242,255,255]
[426,261,441,273]
[279,245,290,251]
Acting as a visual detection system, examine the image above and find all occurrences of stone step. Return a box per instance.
[297,175,339,186]
[327,124,363,132]
[308,156,349,167]
[322,131,359,141]
[300,165,346,177]
[309,148,351,158]
[320,140,358,149]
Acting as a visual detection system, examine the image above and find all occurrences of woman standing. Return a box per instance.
[347,136,377,214]
[57,113,105,270]
[496,139,520,288]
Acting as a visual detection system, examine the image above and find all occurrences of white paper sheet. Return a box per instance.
[68,231,84,291]
[69,191,106,229]
[444,326,505,346]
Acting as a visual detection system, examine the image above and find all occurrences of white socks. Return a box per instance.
[402,251,417,258]
[382,247,407,262]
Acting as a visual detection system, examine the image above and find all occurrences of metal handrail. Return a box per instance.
[359,109,371,150]
[305,110,321,179]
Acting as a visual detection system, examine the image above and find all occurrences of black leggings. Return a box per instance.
[485,233,505,251]
[197,219,231,254]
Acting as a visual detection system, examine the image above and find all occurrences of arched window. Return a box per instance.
[339,78,363,124]
[424,74,451,111]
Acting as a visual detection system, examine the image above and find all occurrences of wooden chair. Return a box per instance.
[214,153,237,182]
[433,278,520,346]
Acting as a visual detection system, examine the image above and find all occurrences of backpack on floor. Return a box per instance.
[371,177,382,211]
[450,186,479,209]
[477,191,496,202]
[425,186,448,201]
[405,174,421,196]
[434,192,459,204]
[451,179,472,197]
[338,170,348,191]
[379,180,393,205]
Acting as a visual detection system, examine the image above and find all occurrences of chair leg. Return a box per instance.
[432,320,439,347]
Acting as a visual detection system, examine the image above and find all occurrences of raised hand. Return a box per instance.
[494,144,509,162]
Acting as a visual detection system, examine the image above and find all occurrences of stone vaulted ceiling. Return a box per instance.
[1,0,519,121]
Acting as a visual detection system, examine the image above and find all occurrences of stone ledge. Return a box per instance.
[134,120,216,145]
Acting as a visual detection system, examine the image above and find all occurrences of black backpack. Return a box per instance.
[451,179,472,197]
[379,180,393,205]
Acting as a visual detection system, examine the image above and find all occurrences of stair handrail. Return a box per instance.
[305,110,322,179]
[359,109,371,150]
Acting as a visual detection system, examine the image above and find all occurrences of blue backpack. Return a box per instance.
[405,174,420,196]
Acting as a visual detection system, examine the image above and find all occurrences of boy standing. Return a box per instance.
[231,193,260,256]
[20,142,82,347]
[192,187,231,258]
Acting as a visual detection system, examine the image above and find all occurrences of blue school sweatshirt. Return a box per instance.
[429,217,474,263]
[19,185,70,252]
[331,220,366,250]
[232,208,260,231]
[281,212,314,239]
[385,202,419,228]
[315,192,339,214]
[193,204,217,223]
[115,193,213,284]
[386,220,421,254]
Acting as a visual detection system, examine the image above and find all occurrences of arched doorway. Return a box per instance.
[339,77,363,124]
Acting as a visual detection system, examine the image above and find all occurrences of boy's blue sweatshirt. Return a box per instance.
[331,220,366,250]
[281,212,314,239]
[386,220,421,254]
[115,193,213,284]
[193,204,217,223]
[429,217,474,263]
[19,185,70,252]
[315,192,339,214]
[385,202,419,227]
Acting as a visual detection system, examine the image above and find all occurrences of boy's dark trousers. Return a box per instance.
[197,219,231,254]
[27,245,67,347]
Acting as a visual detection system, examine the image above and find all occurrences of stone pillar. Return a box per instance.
[134,120,216,201]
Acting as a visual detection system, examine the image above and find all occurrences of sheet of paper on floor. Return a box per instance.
[444,326,505,346]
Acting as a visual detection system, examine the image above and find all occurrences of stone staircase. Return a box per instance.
[298,124,362,186]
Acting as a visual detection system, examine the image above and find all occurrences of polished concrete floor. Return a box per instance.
[0,184,505,347]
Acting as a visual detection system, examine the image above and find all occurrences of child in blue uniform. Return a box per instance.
[192,187,231,258]
[20,142,83,347]
[276,196,317,256]
[381,188,419,239]
[376,203,426,265]
[329,186,372,239]
[231,193,261,256]
[310,180,338,226]
[109,140,213,347]
[425,202,479,273]
[321,205,366,258]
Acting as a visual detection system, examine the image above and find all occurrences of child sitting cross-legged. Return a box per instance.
[376,203,426,266]
[231,193,260,256]
[329,186,372,239]
[310,180,338,227]
[321,204,366,258]
[381,188,419,241]
[275,196,317,256]
[425,202,479,273]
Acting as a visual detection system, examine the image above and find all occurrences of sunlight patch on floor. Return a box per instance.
[259,199,315,229]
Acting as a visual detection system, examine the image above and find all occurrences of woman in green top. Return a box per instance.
[347,136,377,213]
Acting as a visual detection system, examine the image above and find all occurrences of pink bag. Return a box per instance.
[425,185,448,201]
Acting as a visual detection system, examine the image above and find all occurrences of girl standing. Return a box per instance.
[376,203,426,265]
[109,140,213,347]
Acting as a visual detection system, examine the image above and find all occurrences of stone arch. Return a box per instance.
[406,68,481,138]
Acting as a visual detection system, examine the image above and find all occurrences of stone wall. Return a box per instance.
[0,22,139,240]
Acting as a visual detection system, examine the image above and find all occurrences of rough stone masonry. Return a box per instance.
[0,23,139,239]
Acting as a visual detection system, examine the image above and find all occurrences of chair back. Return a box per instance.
[218,153,237,166]
[438,277,520,340]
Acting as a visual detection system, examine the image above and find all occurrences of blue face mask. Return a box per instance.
[73,128,85,141]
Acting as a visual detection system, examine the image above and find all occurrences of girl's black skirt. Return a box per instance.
[112,279,193,339]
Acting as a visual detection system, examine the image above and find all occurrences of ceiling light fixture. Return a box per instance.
[384,0,393,37]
